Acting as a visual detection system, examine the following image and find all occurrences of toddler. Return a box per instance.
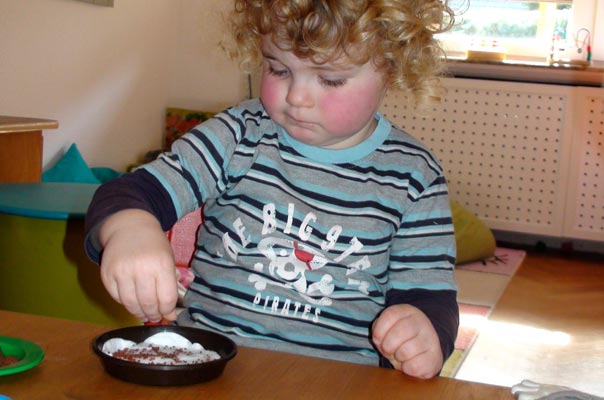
[86,0,458,379]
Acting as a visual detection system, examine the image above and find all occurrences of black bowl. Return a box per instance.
[92,325,237,386]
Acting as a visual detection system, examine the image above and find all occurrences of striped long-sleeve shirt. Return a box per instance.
[85,98,458,367]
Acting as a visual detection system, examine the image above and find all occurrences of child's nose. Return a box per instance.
[286,80,313,107]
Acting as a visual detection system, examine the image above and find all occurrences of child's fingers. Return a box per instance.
[155,269,179,321]
[388,338,441,378]
[372,305,415,342]
[100,270,120,305]
[136,276,163,323]
[400,352,440,379]
[116,277,147,321]
[388,357,403,371]
[377,322,423,373]
[101,267,145,321]
[372,306,417,356]
[390,332,423,362]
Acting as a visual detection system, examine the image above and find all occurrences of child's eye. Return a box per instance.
[268,65,289,78]
[320,77,347,88]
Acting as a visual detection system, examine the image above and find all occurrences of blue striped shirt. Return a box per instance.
[85,98,457,366]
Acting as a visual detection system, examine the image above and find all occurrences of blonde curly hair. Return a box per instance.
[226,0,455,108]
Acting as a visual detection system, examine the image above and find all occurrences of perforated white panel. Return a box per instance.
[564,89,604,241]
[381,78,574,236]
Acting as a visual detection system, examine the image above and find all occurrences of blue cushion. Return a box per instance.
[42,143,101,184]
[91,167,122,183]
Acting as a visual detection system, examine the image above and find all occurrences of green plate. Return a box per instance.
[0,336,44,376]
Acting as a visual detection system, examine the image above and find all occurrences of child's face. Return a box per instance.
[260,37,388,149]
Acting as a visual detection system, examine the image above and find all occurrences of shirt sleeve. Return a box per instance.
[383,167,458,366]
[84,168,178,264]
[84,103,254,265]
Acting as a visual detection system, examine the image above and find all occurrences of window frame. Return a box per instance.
[438,0,601,64]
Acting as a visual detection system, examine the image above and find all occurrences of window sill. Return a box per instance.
[444,58,604,87]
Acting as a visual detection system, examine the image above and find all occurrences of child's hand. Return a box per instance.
[98,209,179,324]
[372,304,443,379]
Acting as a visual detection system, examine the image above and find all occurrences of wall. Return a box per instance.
[1,0,601,234]
[1,1,601,172]
[0,0,246,172]
[167,0,246,112]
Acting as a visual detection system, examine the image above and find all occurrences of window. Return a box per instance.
[438,0,598,63]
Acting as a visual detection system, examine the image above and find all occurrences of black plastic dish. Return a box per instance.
[92,325,237,386]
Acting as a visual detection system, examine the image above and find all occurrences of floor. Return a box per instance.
[455,266,514,307]
[454,249,604,397]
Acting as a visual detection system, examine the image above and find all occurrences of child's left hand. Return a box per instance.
[372,304,443,379]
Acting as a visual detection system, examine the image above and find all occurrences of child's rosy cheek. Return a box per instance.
[319,94,350,119]
[260,80,281,107]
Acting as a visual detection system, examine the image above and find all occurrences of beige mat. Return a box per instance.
[440,248,526,378]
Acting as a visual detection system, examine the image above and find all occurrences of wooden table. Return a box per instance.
[0,310,514,399]
[0,116,58,183]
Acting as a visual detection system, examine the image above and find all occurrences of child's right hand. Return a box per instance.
[97,209,179,323]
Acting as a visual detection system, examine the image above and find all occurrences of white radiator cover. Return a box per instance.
[565,89,604,242]
[381,78,604,243]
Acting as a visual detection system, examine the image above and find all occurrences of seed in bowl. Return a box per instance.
[102,332,220,365]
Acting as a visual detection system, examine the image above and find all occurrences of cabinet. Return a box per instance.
[0,116,58,183]
[0,182,138,326]
[381,78,604,246]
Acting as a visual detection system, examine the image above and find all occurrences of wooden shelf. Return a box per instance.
[0,116,58,183]
[0,116,58,133]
